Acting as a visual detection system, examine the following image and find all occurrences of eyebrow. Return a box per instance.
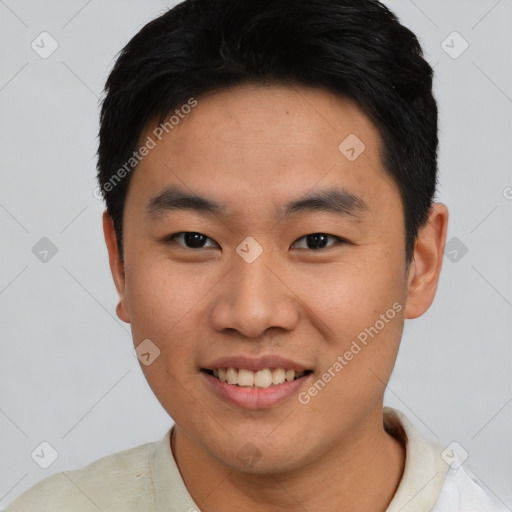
[145,185,368,220]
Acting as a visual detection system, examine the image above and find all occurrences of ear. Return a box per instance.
[405,203,449,319]
[103,211,131,323]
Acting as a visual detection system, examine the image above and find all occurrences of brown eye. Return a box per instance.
[291,233,342,250]
[167,232,218,249]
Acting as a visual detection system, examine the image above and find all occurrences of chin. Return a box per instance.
[227,451,306,476]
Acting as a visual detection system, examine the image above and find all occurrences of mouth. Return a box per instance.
[201,367,313,389]
[200,366,314,409]
[200,355,314,409]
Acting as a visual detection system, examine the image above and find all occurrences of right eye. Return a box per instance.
[164,232,218,249]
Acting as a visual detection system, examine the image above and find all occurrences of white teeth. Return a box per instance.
[226,367,238,385]
[237,368,254,387]
[272,368,286,385]
[254,369,272,388]
[285,369,295,382]
[212,367,307,388]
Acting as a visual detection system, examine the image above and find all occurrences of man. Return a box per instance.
[6,0,506,510]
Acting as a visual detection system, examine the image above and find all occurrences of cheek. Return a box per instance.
[122,257,191,367]
[123,259,204,411]
[123,250,219,378]
[296,252,407,405]
[298,269,405,419]
[292,251,406,341]
[124,247,193,329]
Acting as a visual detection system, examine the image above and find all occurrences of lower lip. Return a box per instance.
[201,370,312,409]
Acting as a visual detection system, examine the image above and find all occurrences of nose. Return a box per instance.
[209,245,300,339]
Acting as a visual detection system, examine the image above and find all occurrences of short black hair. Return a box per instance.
[97,0,438,266]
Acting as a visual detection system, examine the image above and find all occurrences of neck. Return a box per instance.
[171,408,405,512]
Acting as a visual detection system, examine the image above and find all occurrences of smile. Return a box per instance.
[200,367,314,409]
[202,367,312,389]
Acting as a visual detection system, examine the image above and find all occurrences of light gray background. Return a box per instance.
[1,0,511,509]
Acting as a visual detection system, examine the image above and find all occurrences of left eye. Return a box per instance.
[291,233,342,250]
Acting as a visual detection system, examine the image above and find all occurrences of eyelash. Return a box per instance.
[164,232,347,250]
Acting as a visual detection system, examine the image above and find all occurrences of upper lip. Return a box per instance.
[202,355,312,373]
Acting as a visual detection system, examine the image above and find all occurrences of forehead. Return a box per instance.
[128,84,400,219]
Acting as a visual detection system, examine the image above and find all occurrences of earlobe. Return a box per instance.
[116,301,130,323]
[404,203,449,319]
[102,211,131,324]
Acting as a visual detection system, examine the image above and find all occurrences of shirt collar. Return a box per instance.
[150,407,449,511]
[384,406,449,512]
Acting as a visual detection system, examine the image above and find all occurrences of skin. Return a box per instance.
[103,84,449,512]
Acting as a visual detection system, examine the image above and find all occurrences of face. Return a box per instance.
[104,84,446,474]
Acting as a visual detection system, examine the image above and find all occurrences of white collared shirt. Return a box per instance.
[5,407,507,511]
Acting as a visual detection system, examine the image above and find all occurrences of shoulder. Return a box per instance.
[5,439,160,512]
[432,464,509,512]
[383,408,509,512]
